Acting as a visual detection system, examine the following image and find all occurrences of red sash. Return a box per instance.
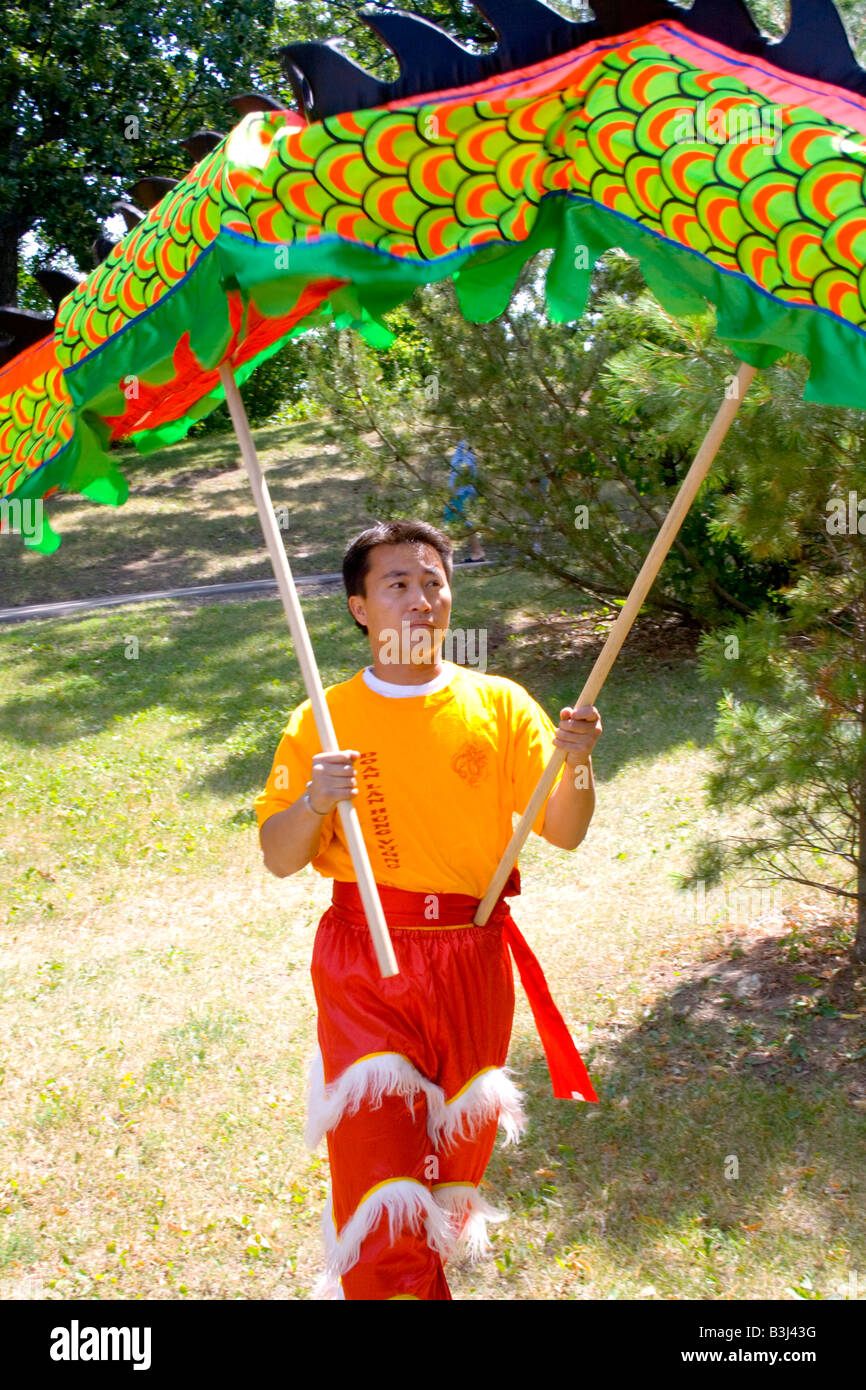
[330,868,599,1104]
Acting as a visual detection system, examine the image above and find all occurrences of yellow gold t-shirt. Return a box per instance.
[254,662,566,897]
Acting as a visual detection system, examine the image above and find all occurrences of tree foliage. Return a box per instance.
[1,0,279,303]
[681,375,866,961]
[304,251,793,623]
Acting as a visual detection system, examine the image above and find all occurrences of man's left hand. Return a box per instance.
[554,705,602,767]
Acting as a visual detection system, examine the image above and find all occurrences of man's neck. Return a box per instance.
[367,656,445,686]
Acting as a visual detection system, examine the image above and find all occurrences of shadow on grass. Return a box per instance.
[0,422,375,608]
[487,911,866,1292]
[0,571,722,798]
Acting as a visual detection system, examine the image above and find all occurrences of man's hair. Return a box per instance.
[342,519,454,636]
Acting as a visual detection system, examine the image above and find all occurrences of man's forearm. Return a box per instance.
[260,796,327,878]
[542,755,595,850]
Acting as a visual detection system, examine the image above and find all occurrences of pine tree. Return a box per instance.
[684,364,866,963]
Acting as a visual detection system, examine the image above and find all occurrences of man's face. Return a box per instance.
[348,542,452,667]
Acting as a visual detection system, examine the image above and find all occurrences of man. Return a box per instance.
[255,519,602,1299]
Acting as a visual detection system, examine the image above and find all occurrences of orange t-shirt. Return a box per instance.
[253,661,566,898]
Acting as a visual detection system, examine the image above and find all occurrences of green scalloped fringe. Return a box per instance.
[14,446,130,554]
[24,192,866,553]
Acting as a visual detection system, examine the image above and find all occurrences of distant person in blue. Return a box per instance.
[443,439,486,562]
[529,452,552,554]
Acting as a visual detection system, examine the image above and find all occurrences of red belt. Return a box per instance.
[330,868,599,1104]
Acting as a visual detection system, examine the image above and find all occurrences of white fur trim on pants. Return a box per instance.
[305,1049,441,1151]
[313,1179,454,1300]
[432,1182,508,1260]
[305,1047,527,1152]
[306,1049,526,1296]
[433,1067,527,1150]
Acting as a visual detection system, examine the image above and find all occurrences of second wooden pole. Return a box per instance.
[474,360,758,925]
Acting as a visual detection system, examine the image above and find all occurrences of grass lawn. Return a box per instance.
[0,422,864,1300]
[0,422,368,609]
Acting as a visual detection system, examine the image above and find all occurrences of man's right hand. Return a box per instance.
[307,750,360,814]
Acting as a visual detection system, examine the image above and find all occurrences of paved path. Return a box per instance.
[0,560,493,625]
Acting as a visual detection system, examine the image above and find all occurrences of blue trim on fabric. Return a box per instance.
[65,239,220,376]
[384,37,623,111]
[223,189,866,343]
[379,19,866,119]
[0,338,51,385]
[219,222,479,272]
[549,189,866,343]
[3,432,75,486]
[656,21,866,120]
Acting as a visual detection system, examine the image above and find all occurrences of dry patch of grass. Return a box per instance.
[2,715,863,1301]
[1,851,331,1300]
[1,486,864,1300]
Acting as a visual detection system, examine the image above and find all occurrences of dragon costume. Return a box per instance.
[4,0,866,551]
[4,0,866,1299]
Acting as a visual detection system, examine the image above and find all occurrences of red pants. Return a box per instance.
[307,881,526,1300]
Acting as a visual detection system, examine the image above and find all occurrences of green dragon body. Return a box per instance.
[3,0,866,551]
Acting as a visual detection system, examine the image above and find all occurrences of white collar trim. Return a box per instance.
[362,663,456,698]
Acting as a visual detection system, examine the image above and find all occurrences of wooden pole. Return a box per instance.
[218,363,399,978]
[474,360,758,925]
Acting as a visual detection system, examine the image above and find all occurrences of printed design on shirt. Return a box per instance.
[357,750,400,871]
[450,740,490,789]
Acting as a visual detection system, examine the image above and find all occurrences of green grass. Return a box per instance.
[0,431,864,1301]
[0,420,371,609]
